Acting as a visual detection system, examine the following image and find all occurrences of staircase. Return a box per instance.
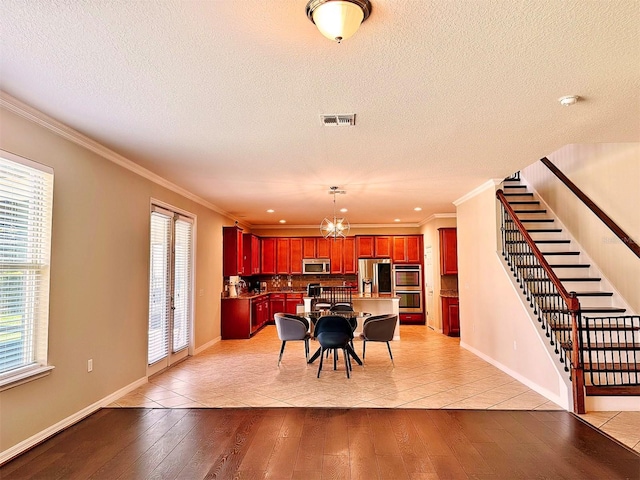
[498,178,640,411]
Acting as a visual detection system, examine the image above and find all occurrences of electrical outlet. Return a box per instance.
[88,359,93,372]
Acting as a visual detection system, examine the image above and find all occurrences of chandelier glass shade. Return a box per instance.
[321,187,350,239]
[306,0,372,43]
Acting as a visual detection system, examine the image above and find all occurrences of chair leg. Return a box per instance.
[278,341,286,366]
[317,348,325,378]
[362,340,366,361]
[343,348,350,378]
[333,349,338,370]
[304,339,309,361]
[386,341,394,365]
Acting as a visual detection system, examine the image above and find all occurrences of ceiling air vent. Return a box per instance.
[321,114,356,126]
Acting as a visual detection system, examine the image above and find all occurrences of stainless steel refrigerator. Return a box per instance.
[358,258,392,294]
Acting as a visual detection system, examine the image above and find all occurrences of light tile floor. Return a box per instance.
[112,325,640,453]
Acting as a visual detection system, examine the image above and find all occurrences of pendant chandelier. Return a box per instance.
[320,186,350,239]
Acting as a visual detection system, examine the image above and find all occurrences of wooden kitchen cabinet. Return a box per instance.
[302,237,317,258]
[269,293,286,323]
[439,228,458,274]
[276,238,290,274]
[442,296,460,336]
[285,294,303,314]
[223,226,243,276]
[356,236,375,257]
[374,236,392,258]
[261,237,277,274]
[330,238,344,274]
[242,233,260,276]
[343,237,356,274]
[317,237,331,258]
[400,313,424,325]
[289,238,303,274]
[392,235,423,264]
[222,295,268,339]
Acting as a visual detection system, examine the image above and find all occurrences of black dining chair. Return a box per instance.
[274,313,311,366]
[359,314,397,365]
[329,303,354,312]
[313,315,355,378]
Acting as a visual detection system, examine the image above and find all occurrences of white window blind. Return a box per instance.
[172,217,192,352]
[0,151,53,383]
[148,210,171,365]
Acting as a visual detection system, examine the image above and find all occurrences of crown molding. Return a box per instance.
[0,91,232,219]
[419,213,457,225]
[453,179,502,206]
[250,222,422,231]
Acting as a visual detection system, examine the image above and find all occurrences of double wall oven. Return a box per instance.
[392,265,423,313]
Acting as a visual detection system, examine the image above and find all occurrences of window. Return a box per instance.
[0,150,54,388]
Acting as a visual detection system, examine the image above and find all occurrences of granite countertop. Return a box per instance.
[440,289,459,298]
[222,290,307,300]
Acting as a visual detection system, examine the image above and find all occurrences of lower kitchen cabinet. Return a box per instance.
[269,293,286,324]
[442,297,460,336]
[221,295,269,339]
[399,313,424,325]
[286,294,303,314]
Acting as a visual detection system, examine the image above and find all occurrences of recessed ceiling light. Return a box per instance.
[394,218,401,222]
[266,209,274,213]
[340,208,348,213]
[279,219,286,224]
[414,207,422,211]
[559,95,580,106]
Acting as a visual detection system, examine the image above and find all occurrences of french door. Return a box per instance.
[147,205,194,376]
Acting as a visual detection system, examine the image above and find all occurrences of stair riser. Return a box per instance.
[525,231,565,240]
[532,296,612,308]
[536,243,575,253]
[581,351,640,365]
[542,254,583,264]
[507,203,541,211]
[585,372,639,386]
[560,280,601,291]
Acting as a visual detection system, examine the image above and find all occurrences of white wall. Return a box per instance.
[455,181,570,408]
[521,143,639,313]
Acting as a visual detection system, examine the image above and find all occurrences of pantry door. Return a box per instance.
[147,205,194,376]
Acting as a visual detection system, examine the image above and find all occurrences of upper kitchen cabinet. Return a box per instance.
[439,228,458,274]
[242,233,260,276]
[375,236,392,258]
[290,238,303,274]
[260,237,277,275]
[223,226,243,276]
[392,235,423,264]
[356,235,391,258]
[329,238,343,274]
[343,237,356,274]
[317,237,331,258]
[302,237,317,258]
[276,238,290,274]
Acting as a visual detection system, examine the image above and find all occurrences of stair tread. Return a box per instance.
[514,209,547,214]
[506,239,570,244]
[524,277,602,282]
[508,201,541,204]
[532,291,613,297]
[586,386,640,396]
[505,228,562,232]
[504,192,534,196]
[561,342,640,350]
[549,307,627,313]
[516,264,590,268]
[583,362,640,372]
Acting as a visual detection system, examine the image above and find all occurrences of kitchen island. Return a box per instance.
[303,293,401,340]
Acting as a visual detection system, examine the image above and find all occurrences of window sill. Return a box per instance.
[0,365,55,392]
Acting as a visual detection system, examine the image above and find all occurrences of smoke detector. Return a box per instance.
[321,114,356,126]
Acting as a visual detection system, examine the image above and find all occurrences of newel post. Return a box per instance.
[569,292,585,414]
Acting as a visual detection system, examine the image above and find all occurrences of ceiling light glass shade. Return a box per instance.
[306,0,372,43]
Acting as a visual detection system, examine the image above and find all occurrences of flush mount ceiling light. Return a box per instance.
[559,95,580,106]
[321,186,350,239]
[306,0,372,43]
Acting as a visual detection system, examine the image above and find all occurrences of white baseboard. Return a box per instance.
[0,376,147,465]
[194,336,221,355]
[460,341,569,410]
[586,396,640,412]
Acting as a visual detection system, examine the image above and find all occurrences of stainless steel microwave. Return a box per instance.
[302,258,331,275]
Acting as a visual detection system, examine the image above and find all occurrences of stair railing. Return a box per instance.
[540,157,640,259]
[497,189,585,413]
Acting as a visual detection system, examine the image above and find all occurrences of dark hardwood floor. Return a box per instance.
[1,408,638,479]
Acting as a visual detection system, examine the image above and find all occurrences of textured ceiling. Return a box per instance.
[1,1,639,228]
